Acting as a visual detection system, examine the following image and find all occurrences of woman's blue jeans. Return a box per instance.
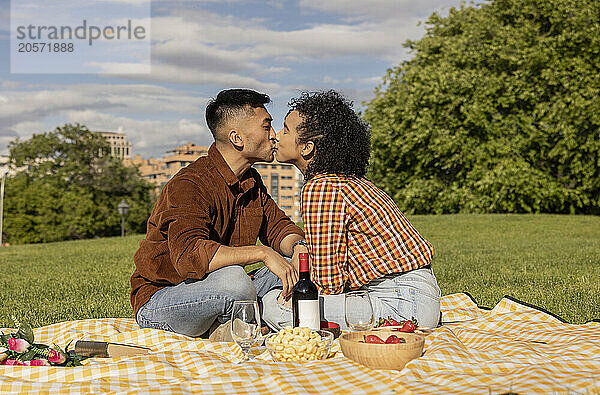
[136,265,282,337]
[262,265,442,331]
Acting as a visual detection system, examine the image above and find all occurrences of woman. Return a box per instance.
[262,90,441,330]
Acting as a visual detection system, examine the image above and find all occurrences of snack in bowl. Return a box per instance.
[339,330,424,370]
[265,326,333,362]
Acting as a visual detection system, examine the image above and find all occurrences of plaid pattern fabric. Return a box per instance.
[1,294,599,394]
[301,174,434,294]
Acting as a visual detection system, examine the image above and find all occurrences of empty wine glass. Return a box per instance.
[345,290,374,331]
[230,300,261,361]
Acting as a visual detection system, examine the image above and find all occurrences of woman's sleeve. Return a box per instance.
[301,179,347,294]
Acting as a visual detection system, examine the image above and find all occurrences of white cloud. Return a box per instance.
[162,13,402,60]
[322,76,354,85]
[1,80,21,89]
[63,109,211,156]
[0,83,208,120]
[150,15,261,72]
[359,76,384,86]
[0,121,44,156]
[0,90,109,122]
[299,0,456,21]
[148,7,434,71]
[95,10,419,87]
[86,62,152,74]
[103,63,280,92]
[0,83,213,157]
[92,0,454,87]
[10,120,47,136]
[94,0,151,5]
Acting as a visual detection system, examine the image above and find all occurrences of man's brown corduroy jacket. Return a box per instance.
[130,144,304,316]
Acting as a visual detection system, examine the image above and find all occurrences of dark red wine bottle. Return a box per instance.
[292,252,320,330]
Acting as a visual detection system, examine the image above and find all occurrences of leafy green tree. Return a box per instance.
[364,0,600,214]
[4,124,154,244]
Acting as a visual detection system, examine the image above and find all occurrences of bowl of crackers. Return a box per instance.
[265,326,333,362]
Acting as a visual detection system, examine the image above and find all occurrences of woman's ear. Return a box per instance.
[301,140,315,158]
[228,129,244,150]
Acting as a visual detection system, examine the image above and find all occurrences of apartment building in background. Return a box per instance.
[253,162,302,223]
[100,132,132,160]
[163,143,208,179]
[124,142,208,189]
[125,142,302,222]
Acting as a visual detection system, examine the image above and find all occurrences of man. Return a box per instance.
[130,89,307,338]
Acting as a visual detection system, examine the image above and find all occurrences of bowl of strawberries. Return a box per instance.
[339,330,425,370]
[338,317,426,370]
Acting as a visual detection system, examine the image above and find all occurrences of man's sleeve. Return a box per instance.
[301,180,346,294]
[160,178,221,279]
[258,182,304,255]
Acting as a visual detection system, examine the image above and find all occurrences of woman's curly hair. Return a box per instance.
[289,90,370,181]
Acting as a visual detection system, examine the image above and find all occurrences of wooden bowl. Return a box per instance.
[339,331,425,370]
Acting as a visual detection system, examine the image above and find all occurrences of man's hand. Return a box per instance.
[261,246,299,299]
[277,292,293,308]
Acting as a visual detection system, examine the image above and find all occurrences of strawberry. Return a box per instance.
[399,318,417,333]
[377,317,392,327]
[364,335,385,344]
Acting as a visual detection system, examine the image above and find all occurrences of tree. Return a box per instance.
[364,0,600,214]
[4,124,155,244]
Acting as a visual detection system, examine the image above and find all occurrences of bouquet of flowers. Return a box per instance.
[0,321,88,366]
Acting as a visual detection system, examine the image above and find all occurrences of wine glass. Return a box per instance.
[230,300,261,361]
[344,290,374,331]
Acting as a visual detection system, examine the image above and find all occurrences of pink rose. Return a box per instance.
[48,349,67,364]
[30,359,51,366]
[8,338,30,353]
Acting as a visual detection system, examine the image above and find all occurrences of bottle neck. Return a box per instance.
[299,269,310,280]
[298,252,310,280]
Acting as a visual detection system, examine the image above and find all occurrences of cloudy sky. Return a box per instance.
[0,0,461,158]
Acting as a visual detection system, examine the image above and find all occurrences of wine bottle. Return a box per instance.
[292,252,320,330]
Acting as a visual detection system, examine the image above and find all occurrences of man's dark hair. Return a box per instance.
[289,90,370,181]
[206,89,271,140]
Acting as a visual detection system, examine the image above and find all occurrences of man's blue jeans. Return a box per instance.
[262,265,442,331]
[136,265,282,337]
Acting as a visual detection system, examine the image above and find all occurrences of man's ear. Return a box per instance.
[228,129,244,150]
[301,140,315,158]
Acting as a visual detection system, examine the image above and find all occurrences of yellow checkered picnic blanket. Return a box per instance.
[1,293,599,394]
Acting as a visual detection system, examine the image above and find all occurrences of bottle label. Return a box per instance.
[297,300,320,330]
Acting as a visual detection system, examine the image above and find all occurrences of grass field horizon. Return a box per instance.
[1,214,599,328]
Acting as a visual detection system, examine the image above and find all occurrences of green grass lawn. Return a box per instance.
[1,214,599,328]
